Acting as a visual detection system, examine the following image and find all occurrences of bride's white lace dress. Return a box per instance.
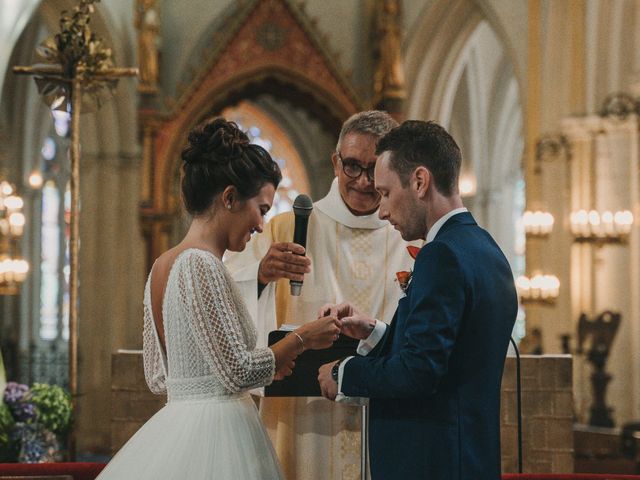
[97,248,283,479]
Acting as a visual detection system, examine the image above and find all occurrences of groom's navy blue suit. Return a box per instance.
[341,212,517,480]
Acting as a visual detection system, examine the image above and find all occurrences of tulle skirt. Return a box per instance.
[97,393,283,479]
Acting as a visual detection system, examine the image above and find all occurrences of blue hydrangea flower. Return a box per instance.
[3,382,29,405]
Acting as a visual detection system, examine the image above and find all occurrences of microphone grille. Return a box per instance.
[292,194,313,217]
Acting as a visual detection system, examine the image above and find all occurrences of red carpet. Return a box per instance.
[503,476,640,479]
[0,462,106,479]
[0,464,639,479]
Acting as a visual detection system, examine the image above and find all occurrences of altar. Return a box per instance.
[110,351,574,474]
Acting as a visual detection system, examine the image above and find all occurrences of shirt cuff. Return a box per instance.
[356,319,387,355]
[336,357,368,405]
[337,356,353,393]
[335,356,353,403]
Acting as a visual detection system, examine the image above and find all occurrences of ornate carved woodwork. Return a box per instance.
[372,0,406,119]
[139,0,363,267]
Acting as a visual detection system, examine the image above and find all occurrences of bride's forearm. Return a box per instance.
[270,331,304,370]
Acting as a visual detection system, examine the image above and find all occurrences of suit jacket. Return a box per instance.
[341,212,518,480]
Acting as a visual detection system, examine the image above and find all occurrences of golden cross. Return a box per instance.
[12,63,137,406]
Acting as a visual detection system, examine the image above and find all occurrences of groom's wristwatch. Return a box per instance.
[331,358,344,383]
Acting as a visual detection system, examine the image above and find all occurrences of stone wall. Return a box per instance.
[110,351,165,454]
[501,354,574,473]
[111,352,575,472]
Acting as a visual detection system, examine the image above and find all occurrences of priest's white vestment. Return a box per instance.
[225,179,419,480]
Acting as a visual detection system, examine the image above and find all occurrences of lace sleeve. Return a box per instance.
[142,278,167,395]
[180,252,275,392]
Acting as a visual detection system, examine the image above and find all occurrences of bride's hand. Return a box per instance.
[274,358,295,380]
[297,315,341,350]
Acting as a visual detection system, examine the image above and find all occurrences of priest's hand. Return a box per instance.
[258,242,311,284]
[318,361,338,401]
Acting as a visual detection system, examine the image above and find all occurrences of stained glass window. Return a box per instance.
[221,102,310,223]
[39,180,60,340]
[28,110,71,385]
[36,111,71,343]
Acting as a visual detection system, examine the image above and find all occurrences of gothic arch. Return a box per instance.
[404,0,524,269]
[140,0,363,264]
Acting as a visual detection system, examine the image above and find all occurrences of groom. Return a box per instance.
[318,120,517,479]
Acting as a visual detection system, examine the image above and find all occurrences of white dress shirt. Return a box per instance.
[336,207,468,399]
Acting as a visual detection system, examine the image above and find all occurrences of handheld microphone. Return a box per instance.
[290,194,313,296]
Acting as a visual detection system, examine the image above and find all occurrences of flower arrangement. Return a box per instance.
[395,245,421,293]
[0,382,72,463]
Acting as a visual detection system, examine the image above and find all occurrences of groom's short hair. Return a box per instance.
[376,120,461,197]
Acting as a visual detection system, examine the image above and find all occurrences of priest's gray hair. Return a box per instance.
[336,110,398,153]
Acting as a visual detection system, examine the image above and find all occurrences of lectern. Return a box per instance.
[265,331,368,479]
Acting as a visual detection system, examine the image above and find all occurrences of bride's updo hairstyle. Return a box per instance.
[181,118,282,215]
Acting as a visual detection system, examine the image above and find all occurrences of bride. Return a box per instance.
[97,118,340,479]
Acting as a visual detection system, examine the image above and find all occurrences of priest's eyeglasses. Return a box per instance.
[337,152,376,182]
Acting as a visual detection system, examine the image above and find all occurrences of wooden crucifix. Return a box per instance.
[12,2,137,410]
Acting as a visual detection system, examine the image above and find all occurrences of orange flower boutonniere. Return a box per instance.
[395,245,421,293]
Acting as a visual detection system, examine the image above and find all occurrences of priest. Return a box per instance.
[225,110,419,479]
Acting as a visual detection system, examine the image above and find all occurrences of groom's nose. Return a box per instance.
[378,204,389,220]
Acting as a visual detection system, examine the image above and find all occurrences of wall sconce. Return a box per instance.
[516,274,560,305]
[28,171,43,189]
[535,134,571,173]
[523,210,554,237]
[570,209,633,244]
[599,92,639,120]
[0,180,29,295]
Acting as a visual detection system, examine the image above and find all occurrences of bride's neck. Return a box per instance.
[182,215,226,260]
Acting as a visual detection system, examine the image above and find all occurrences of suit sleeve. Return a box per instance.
[341,241,465,399]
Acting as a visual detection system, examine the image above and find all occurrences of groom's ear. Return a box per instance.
[413,167,430,199]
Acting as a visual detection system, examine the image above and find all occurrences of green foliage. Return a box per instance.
[28,384,73,435]
[0,401,16,462]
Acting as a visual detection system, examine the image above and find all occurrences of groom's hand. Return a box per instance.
[258,242,311,284]
[318,361,338,401]
[317,302,356,319]
[341,314,376,340]
[318,303,375,340]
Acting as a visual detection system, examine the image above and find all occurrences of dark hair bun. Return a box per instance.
[181,117,282,215]
[183,119,250,166]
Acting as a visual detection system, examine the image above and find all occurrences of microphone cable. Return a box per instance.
[509,336,523,474]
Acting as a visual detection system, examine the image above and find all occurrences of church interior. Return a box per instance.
[1,0,640,477]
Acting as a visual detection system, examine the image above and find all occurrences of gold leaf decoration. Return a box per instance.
[34,0,118,112]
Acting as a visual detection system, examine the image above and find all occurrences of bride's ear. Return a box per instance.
[221,185,238,211]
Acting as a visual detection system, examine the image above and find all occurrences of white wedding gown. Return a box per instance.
[97,248,284,479]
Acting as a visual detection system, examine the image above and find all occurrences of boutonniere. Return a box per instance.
[395,246,421,293]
